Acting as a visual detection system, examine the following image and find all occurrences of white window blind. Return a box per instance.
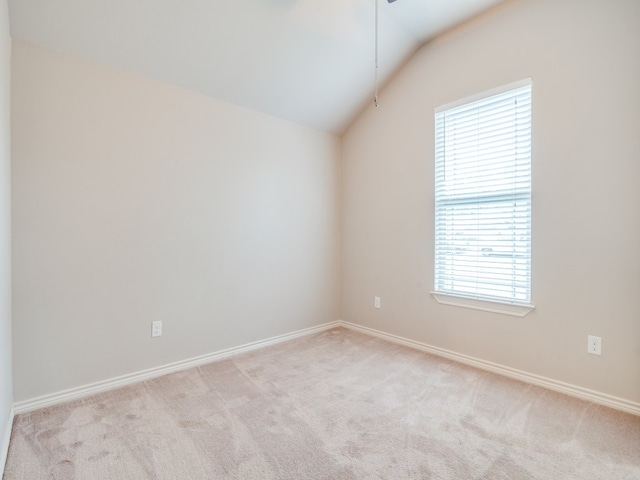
[434,80,532,305]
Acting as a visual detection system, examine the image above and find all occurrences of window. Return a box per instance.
[433,79,533,315]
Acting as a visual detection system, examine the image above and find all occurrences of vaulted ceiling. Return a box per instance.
[8,0,505,133]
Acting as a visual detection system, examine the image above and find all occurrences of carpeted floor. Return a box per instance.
[4,327,640,479]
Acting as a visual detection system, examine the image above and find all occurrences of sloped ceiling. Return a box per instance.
[8,0,505,133]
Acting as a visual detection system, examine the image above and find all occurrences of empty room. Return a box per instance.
[1,0,639,478]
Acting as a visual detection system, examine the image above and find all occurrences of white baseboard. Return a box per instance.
[14,321,341,414]
[1,405,14,477]
[339,320,640,416]
[14,319,639,417]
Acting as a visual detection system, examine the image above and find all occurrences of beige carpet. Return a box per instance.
[3,327,640,479]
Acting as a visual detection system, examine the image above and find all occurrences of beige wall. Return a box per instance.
[9,0,640,408]
[342,0,640,403]
[0,0,11,465]
[11,40,341,401]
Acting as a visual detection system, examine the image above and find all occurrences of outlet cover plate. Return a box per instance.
[587,335,601,355]
[152,321,163,338]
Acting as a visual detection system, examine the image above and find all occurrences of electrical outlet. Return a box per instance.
[587,335,601,355]
[152,321,163,338]
[374,296,381,309]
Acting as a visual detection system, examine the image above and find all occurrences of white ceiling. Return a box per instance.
[8,0,505,134]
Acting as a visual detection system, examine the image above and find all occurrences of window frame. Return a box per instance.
[431,79,535,317]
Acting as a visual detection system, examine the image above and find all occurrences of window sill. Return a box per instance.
[430,292,535,317]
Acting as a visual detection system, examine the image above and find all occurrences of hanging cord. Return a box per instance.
[374,0,379,107]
